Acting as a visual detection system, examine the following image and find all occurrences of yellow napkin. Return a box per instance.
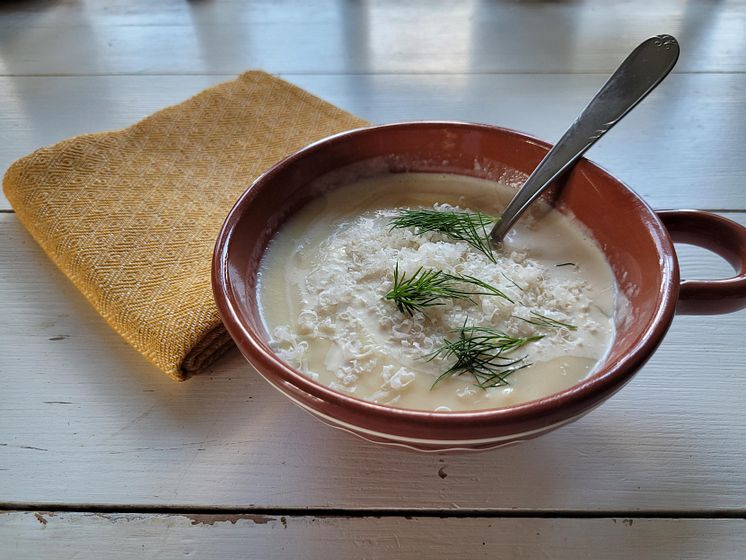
[3,72,368,380]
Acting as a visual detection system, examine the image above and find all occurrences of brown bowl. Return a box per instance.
[212,122,746,452]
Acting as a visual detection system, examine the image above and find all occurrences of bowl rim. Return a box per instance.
[212,120,680,429]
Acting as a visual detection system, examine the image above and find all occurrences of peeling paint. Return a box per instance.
[188,514,275,526]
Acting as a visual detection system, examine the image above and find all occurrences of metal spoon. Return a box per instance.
[489,34,680,243]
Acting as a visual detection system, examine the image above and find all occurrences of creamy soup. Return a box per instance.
[258,173,615,412]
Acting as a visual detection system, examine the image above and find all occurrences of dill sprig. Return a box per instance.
[385,264,513,316]
[516,311,578,331]
[501,272,525,292]
[390,209,498,263]
[428,324,543,389]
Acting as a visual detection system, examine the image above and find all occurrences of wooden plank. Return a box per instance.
[1,0,745,74]
[3,73,746,212]
[1,512,745,559]
[1,212,746,510]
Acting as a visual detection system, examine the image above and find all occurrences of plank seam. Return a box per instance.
[1,504,745,519]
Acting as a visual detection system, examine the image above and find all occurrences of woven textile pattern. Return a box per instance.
[3,72,369,380]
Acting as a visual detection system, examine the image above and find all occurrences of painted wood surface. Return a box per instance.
[1,512,745,560]
[2,72,746,212]
[1,0,745,74]
[2,212,745,510]
[2,0,746,554]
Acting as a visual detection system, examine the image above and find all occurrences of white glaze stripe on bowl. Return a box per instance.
[278,381,588,447]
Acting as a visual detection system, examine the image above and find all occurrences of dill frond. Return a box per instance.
[428,324,543,389]
[389,209,498,262]
[515,311,578,331]
[501,272,525,292]
[385,264,513,316]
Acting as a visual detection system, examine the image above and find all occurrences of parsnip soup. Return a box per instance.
[257,173,615,412]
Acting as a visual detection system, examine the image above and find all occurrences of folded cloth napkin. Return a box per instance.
[3,71,368,380]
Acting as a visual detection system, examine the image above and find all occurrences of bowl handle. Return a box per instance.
[657,210,746,315]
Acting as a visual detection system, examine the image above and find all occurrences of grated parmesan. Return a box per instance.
[258,173,615,411]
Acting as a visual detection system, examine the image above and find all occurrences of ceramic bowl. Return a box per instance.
[212,122,746,452]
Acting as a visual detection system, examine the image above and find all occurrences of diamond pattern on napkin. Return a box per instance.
[3,71,368,380]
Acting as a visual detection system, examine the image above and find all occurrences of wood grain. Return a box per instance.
[1,0,745,74]
[3,72,746,211]
[1,512,745,559]
[2,213,745,510]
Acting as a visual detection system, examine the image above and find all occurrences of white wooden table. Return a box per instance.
[2,1,746,557]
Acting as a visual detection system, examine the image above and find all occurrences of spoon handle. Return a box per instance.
[489,34,680,243]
